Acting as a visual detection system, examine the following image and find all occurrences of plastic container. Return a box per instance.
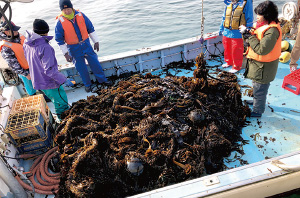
[282,69,300,95]
[15,124,54,153]
[10,94,49,120]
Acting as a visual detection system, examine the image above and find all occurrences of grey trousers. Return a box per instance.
[252,81,270,114]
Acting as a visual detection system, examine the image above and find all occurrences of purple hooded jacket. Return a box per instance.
[23,31,66,90]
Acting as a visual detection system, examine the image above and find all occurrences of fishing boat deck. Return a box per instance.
[44,57,300,198]
[47,57,300,167]
[0,37,295,196]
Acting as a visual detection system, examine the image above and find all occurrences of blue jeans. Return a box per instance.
[19,75,36,96]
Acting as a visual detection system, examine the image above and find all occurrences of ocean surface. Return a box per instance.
[9,0,290,64]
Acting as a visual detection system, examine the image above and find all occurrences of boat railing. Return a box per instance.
[58,31,223,84]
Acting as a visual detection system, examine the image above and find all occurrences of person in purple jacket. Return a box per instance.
[23,19,74,120]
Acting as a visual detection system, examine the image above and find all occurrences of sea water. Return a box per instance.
[9,0,290,64]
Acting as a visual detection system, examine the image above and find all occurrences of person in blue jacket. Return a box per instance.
[219,0,253,73]
[55,0,111,92]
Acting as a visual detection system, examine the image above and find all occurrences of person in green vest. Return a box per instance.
[240,1,281,117]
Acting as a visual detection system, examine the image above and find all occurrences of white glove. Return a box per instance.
[239,25,247,34]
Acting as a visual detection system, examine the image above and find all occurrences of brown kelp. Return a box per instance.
[55,54,251,197]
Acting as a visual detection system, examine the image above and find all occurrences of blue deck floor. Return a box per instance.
[41,58,300,198]
[150,59,300,169]
[231,60,300,168]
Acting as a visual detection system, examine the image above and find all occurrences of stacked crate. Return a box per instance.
[5,94,55,153]
[10,94,49,118]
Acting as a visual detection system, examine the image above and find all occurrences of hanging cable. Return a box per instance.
[58,84,71,107]
[199,0,205,53]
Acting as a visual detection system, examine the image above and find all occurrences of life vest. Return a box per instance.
[224,0,247,30]
[0,35,29,69]
[246,22,282,62]
[57,11,89,45]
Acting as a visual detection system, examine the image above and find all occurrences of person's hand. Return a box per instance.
[219,31,223,36]
[64,53,73,62]
[239,25,252,40]
[239,25,248,34]
[26,74,31,80]
[94,42,99,52]
[64,78,75,87]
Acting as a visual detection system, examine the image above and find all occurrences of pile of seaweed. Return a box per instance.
[55,55,251,197]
